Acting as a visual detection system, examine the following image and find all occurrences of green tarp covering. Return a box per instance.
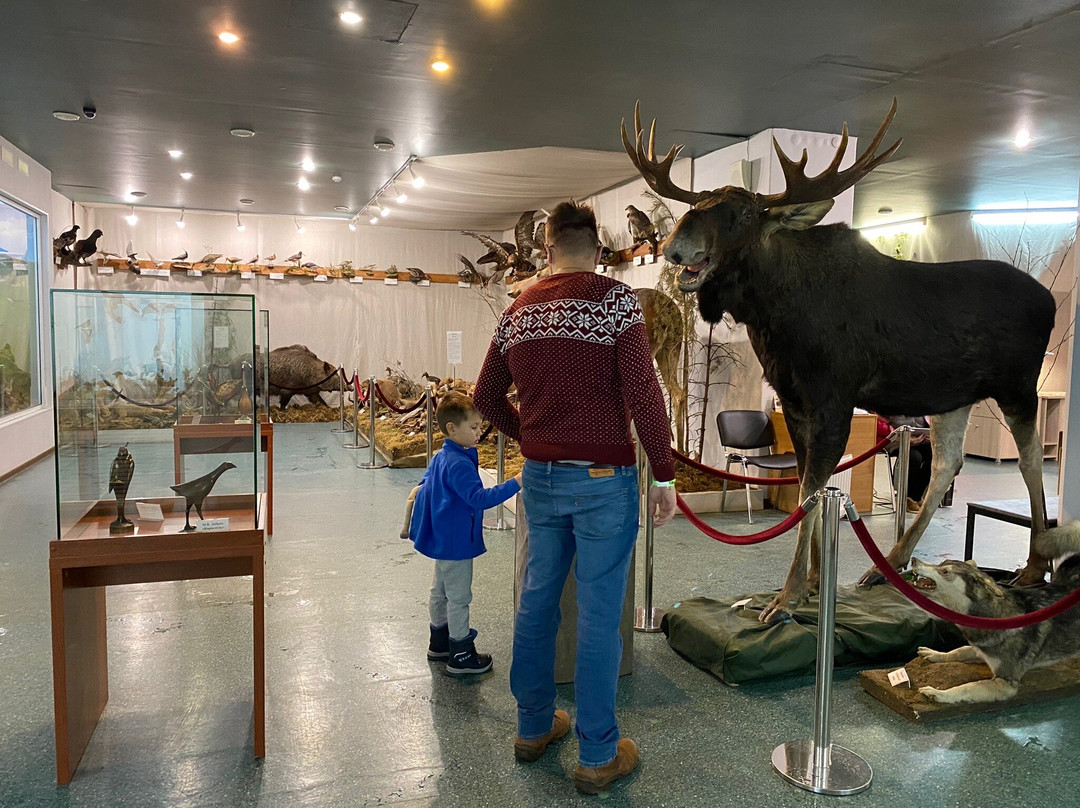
[661,585,967,685]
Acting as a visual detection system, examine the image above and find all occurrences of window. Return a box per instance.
[0,193,41,418]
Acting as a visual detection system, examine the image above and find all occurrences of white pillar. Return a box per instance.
[1058,214,1080,523]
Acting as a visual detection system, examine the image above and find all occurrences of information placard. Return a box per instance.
[446,331,463,365]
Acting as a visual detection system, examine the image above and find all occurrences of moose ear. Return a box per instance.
[762,199,835,238]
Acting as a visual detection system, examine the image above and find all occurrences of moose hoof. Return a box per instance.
[857,567,889,588]
[1009,564,1048,587]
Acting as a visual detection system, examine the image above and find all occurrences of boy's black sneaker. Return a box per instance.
[427,624,450,661]
[446,628,492,675]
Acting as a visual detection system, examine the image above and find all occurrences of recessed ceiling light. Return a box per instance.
[180,171,193,180]
[52,111,80,122]
[430,59,451,73]
[240,198,255,206]
[218,31,240,44]
[230,127,255,138]
[298,176,311,191]
[374,136,395,152]
[1014,128,1032,148]
[877,206,893,215]
[168,149,183,159]
[339,10,362,25]
[301,157,316,172]
[334,205,349,213]
[128,190,147,199]
[332,175,343,183]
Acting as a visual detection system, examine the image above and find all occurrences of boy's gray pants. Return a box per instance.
[430,558,473,641]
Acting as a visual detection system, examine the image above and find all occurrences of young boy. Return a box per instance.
[408,392,522,674]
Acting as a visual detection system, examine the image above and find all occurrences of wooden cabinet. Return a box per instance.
[963,393,1065,461]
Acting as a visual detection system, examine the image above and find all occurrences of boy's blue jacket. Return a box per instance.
[410,439,521,560]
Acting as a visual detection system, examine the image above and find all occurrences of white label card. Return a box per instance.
[887,667,911,687]
[97,266,114,275]
[644,253,657,264]
[269,272,285,281]
[350,276,364,284]
[730,598,753,609]
[446,331,463,365]
[384,277,399,285]
[135,502,165,522]
[240,271,254,280]
[633,255,644,266]
[187,269,203,277]
[196,517,230,532]
[313,275,329,283]
[213,326,230,349]
[417,279,430,287]
[458,280,472,288]
[152,269,170,277]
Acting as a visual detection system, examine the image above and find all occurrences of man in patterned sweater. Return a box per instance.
[474,201,676,794]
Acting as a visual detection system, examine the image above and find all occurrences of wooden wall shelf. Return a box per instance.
[94,259,472,285]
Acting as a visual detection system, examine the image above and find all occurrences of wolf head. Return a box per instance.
[910,557,1005,613]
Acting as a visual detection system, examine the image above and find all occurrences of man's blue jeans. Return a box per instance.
[512,460,639,767]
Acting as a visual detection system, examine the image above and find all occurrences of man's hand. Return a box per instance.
[649,485,677,528]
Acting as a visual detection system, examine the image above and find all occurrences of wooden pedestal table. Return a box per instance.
[49,494,265,785]
[767,411,878,514]
[173,414,274,534]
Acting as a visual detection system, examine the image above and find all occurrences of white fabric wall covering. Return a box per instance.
[73,206,509,381]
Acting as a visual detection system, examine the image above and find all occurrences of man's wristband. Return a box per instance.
[652,479,675,488]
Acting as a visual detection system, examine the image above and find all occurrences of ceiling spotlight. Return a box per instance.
[240,198,255,206]
[128,190,147,199]
[298,176,311,191]
[393,183,407,204]
[236,212,246,232]
[218,31,240,44]
[877,206,893,215]
[176,209,186,229]
[334,205,349,213]
[379,204,392,217]
[408,165,425,188]
[339,10,362,25]
[125,207,139,226]
[430,59,451,73]
[301,156,316,172]
[295,218,306,234]
[230,127,255,138]
[374,136,395,152]
[168,149,183,159]
[1014,128,1032,148]
[348,222,357,231]
[52,111,80,122]
[180,171,193,180]
[370,216,379,225]
[332,175,343,183]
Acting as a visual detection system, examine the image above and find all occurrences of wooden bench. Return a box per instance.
[964,496,1059,561]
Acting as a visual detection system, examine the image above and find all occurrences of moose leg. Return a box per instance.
[759,406,850,624]
[858,406,972,585]
[1003,410,1050,585]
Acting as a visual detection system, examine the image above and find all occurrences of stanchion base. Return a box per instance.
[634,606,665,633]
[331,426,353,434]
[771,740,872,796]
[343,440,370,449]
[357,460,388,469]
[482,517,514,530]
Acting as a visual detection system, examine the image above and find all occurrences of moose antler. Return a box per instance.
[758,98,903,208]
[621,101,710,207]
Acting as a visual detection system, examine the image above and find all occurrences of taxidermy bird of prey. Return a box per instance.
[71,229,103,265]
[170,461,235,532]
[53,224,79,253]
[461,232,513,285]
[456,254,482,284]
[626,205,658,250]
[515,210,545,257]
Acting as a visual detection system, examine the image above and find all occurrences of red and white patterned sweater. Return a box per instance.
[474,272,674,482]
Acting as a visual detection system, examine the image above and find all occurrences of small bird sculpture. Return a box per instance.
[626,205,658,251]
[170,461,236,532]
[301,261,319,269]
[245,255,259,265]
[407,267,430,284]
[71,229,104,265]
[196,253,222,266]
[108,444,136,533]
[125,240,140,273]
[147,252,165,269]
[171,249,189,262]
[226,256,241,265]
[286,251,303,265]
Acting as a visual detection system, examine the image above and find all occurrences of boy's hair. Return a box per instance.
[436,392,479,435]
[545,200,599,256]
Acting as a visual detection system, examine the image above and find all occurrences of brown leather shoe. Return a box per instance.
[514,710,571,762]
[574,738,639,794]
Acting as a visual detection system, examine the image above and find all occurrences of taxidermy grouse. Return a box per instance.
[71,229,103,265]
[170,461,235,532]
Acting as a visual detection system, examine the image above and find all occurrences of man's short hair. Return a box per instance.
[545,201,599,256]
[436,392,478,435]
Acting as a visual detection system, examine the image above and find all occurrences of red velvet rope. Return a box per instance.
[675,493,811,544]
[848,516,1080,630]
[672,436,891,486]
[273,366,342,392]
[354,376,367,404]
[374,381,427,414]
[340,368,356,387]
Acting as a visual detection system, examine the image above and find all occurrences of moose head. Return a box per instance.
[620,100,903,292]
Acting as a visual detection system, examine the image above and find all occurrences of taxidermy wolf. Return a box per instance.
[622,100,1057,622]
[912,522,1080,704]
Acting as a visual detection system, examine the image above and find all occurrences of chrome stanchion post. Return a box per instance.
[483,431,513,530]
[343,369,367,449]
[894,426,912,545]
[331,368,350,433]
[357,375,387,469]
[772,488,872,796]
[634,460,664,632]
[425,383,435,465]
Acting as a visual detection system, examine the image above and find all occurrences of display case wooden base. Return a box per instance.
[49,495,265,785]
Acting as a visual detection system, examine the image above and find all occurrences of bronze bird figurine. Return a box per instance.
[108,443,136,533]
[170,462,235,532]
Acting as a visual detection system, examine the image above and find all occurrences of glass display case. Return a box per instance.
[51,289,263,538]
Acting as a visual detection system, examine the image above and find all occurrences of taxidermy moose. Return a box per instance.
[622,100,1057,622]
